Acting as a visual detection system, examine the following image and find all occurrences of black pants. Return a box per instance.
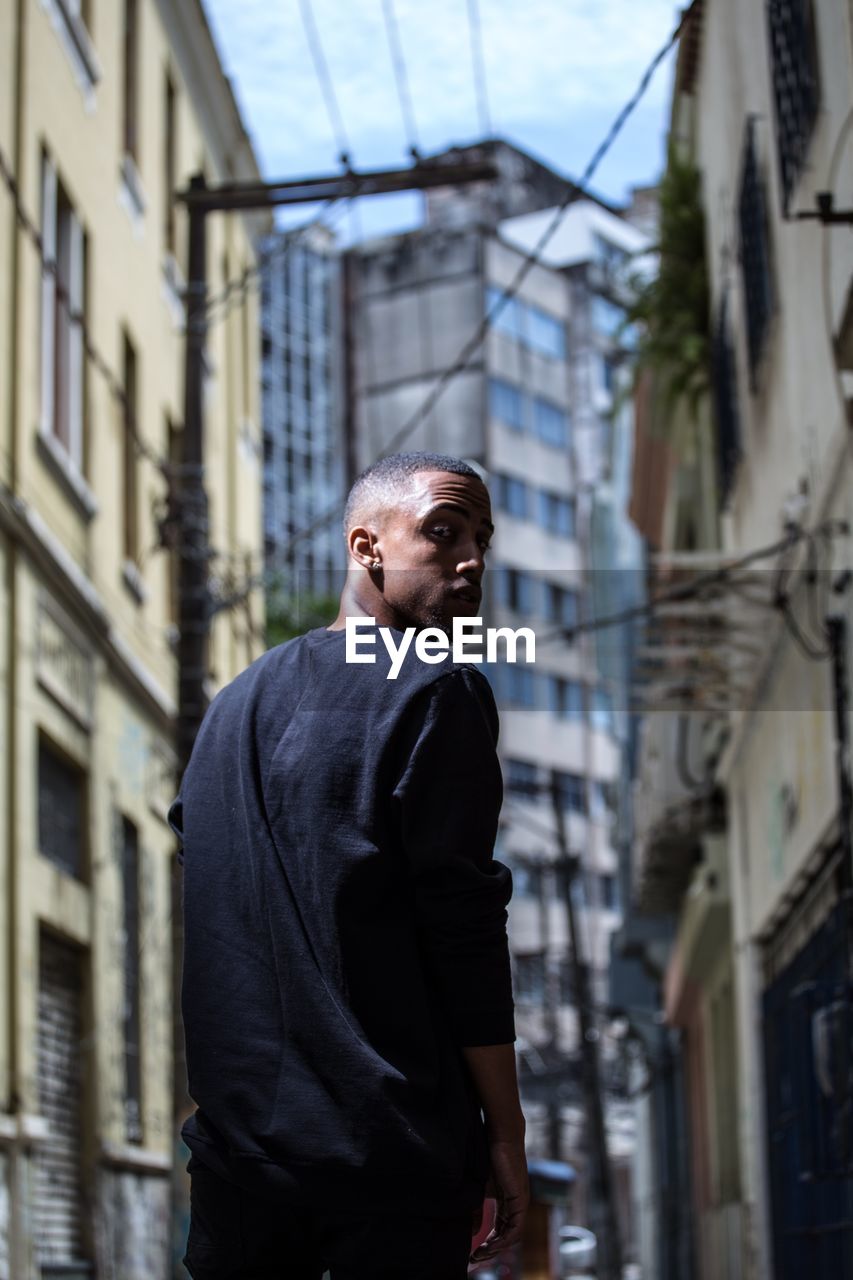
[183,1158,475,1280]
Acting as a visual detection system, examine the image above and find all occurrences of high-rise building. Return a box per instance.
[346,147,649,1240]
[260,225,345,607]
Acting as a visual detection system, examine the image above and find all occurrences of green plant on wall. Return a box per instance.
[625,144,711,424]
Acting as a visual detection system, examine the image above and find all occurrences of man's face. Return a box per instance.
[372,470,494,631]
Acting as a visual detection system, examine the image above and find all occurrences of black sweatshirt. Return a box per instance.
[169,625,515,1213]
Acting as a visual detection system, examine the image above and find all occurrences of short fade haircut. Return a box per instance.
[343,451,485,537]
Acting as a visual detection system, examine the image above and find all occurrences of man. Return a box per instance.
[171,452,528,1279]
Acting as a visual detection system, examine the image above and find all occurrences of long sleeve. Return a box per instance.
[392,667,515,1047]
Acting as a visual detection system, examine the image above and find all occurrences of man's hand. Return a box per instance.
[469,1136,529,1266]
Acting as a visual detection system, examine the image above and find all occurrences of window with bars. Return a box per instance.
[37,737,86,879]
[738,121,775,383]
[767,0,821,213]
[711,292,743,503]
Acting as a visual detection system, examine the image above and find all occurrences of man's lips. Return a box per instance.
[450,587,482,607]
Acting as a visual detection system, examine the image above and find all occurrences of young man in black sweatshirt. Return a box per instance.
[172,452,528,1279]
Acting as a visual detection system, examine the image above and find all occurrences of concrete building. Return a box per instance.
[617,2,853,1278]
[0,2,264,1276]
[347,150,649,1260]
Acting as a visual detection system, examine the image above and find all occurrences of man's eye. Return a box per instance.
[430,525,453,538]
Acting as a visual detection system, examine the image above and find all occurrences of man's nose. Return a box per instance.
[457,542,486,579]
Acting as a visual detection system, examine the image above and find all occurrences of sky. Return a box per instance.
[200,0,680,241]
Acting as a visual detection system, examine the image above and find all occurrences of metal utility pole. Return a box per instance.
[173,153,496,776]
[549,770,622,1280]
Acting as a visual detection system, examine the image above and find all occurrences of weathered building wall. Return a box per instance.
[0,2,266,1275]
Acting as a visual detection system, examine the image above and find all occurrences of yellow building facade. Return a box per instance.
[0,2,265,1276]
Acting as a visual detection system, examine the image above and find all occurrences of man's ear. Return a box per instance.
[348,524,381,570]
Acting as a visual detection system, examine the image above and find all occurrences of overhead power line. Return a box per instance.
[381,0,421,158]
[298,0,353,166]
[466,0,492,139]
[535,520,847,648]
[236,1,697,590]
[379,1,693,459]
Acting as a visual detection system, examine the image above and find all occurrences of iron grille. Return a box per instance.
[711,293,742,504]
[738,121,775,383]
[767,0,821,213]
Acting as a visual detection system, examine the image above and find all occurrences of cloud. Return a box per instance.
[202,0,678,198]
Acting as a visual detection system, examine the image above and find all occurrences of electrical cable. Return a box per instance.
[232,2,697,592]
[297,0,353,167]
[381,0,421,158]
[534,520,843,648]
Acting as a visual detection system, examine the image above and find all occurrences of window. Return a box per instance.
[738,120,775,384]
[123,0,140,161]
[549,677,584,720]
[533,397,569,448]
[554,770,585,815]
[503,567,536,615]
[592,294,625,338]
[496,473,529,519]
[711,293,742,503]
[166,418,181,623]
[594,233,630,272]
[505,758,539,798]
[512,863,543,899]
[40,154,86,469]
[538,489,575,539]
[514,953,546,1003]
[505,666,536,709]
[527,305,565,359]
[121,816,143,1143]
[591,687,613,731]
[489,378,525,431]
[38,737,86,879]
[602,355,618,396]
[545,583,579,629]
[163,72,177,253]
[485,285,523,340]
[122,332,139,561]
[590,779,614,820]
[600,873,619,911]
[767,0,821,213]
